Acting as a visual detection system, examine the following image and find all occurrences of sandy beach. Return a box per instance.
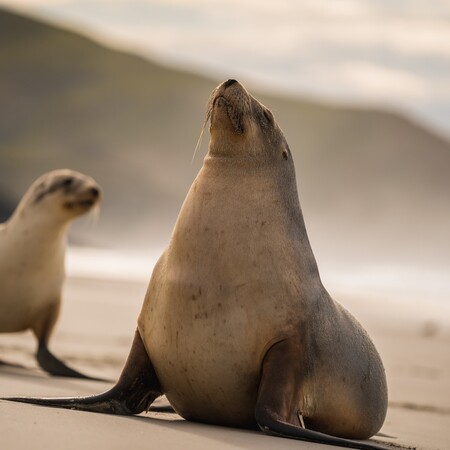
[1,276,449,450]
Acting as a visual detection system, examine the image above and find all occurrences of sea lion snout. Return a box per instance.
[78,182,101,200]
[64,180,102,211]
[218,78,244,92]
[213,79,249,107]
[224,78,237,88]
[209,80,252,138]
[90,187,100,198]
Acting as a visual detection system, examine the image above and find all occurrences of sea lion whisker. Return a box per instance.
[192,107,212,163]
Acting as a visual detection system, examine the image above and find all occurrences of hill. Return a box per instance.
[1,7,449,268]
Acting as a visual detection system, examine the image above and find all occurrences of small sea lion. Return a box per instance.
[0,169,101,379]
[3,82,389,449]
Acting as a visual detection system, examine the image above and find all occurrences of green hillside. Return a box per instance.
[1,7,449,267]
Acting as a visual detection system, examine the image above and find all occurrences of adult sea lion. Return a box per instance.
[4,81,389,449]
[0,169,101,379]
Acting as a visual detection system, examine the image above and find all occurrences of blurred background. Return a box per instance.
[0,0,449,330]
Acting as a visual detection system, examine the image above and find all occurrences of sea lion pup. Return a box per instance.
[0,169,102,379]
[4,82,389,449]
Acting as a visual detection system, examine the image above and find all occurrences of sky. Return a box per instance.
[2,0,450,137]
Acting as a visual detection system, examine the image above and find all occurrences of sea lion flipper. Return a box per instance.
[3,330,163,415]
[255,339,390,450]
[36,343,105,381]
[32,303,104,381]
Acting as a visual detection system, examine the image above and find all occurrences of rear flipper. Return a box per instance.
[255,339,392,450]
[3,330,162,415]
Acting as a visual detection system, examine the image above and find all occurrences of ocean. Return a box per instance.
[66,246,450,330]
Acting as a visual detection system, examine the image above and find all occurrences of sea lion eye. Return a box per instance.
[282,150,289,160]
[62,177,74,187]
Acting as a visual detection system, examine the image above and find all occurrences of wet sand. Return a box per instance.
[1,277,449,450]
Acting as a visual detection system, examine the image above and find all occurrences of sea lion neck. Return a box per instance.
[9,202,69,233]
[170,154,319,278]
[201,152,296,201]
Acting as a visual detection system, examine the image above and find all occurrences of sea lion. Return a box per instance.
[0,169,101,379]
[3,81,389,449]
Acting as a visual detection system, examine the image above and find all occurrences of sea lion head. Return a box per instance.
[28,169,101,220]
[207,79,291,163]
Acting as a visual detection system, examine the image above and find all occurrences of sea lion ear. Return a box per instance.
[282,144,291,160]
[263,108,274,125]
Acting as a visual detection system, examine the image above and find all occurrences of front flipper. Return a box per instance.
[255,339,391,450]
[33,303,105,381]
[3,330,162,415]
[36,343,107,381]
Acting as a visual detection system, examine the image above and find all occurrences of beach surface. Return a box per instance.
[1,277,449,450]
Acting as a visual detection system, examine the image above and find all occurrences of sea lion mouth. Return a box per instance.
[208,81,251,135]
[64,200,92,210]
[212,95,244,134]
[79,199,96,208]
[64,194,99,210]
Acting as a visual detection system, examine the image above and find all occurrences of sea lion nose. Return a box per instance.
[224,79,237,88]
[90,187,100,198]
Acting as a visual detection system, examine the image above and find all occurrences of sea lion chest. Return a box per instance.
[138,166,310,427]
[139,260,300,428]
[0,226,65,331]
